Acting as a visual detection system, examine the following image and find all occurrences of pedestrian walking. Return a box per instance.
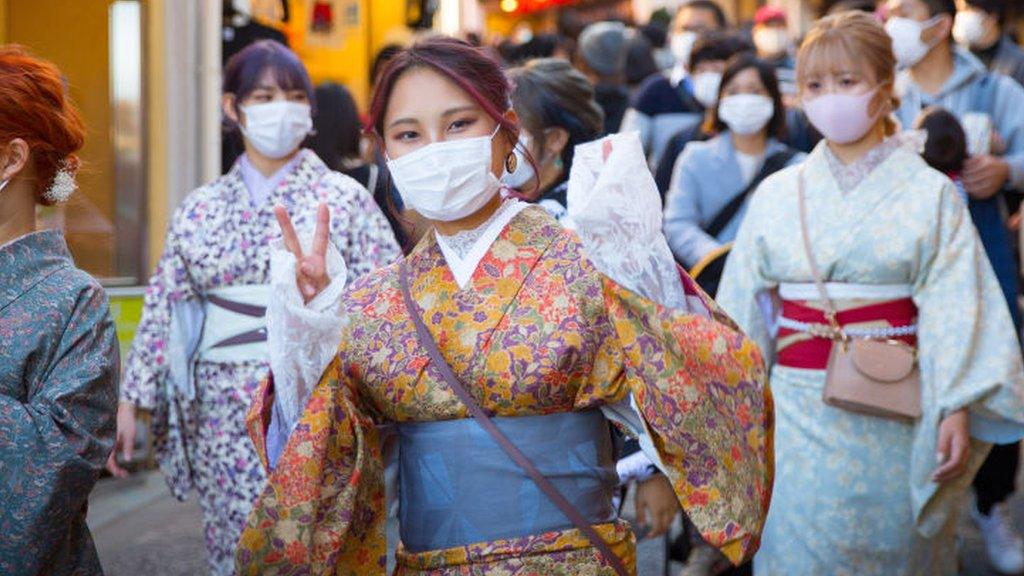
[115,40,400,575]
[718,11,1024,575]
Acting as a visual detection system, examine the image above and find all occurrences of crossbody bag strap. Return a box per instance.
[797,170,846,339]
[705,148,797,238]
[398,263,629,576]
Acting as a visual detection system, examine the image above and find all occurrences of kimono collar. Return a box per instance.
[224,149,327,209]
[0,229,73,312]
[406,205,563,294]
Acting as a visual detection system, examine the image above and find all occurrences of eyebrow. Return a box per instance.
[386,105,480,131]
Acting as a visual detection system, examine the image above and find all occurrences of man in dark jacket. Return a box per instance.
[954,0,1024,86]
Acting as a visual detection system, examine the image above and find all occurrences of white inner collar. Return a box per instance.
[434,199,528,289]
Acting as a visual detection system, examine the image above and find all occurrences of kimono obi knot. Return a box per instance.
[396,410,618,553]
[776,295,918,370]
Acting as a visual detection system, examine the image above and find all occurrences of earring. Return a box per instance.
[505,152,518,173]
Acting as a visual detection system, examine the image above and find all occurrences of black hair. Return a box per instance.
[708,53,787,139]
[966,0,1008,25]
[624,31,660,87]
[921,0,957,17]
[640,22,669,49]
[689,31,754,70]
[681,0,728,29]
[371,44,404,87]
[308,82,362,172]
[223,40,314,117]
[823,0,878,16]
[508,58,604,192]
[914,106,968,174]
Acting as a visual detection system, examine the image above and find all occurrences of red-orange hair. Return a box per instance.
[0,45,85,204]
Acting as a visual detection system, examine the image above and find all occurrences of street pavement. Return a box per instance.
[91,469,1018,575]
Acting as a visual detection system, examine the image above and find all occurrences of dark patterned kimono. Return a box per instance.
[0,230,119,575]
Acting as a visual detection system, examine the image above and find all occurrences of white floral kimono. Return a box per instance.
[717,138,1024,576]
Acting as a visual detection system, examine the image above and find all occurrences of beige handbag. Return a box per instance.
[797,173,922,421]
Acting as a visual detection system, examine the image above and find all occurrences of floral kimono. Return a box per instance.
[235,196,774,574]
[0,230,119,575]
[121,149,401,575]
[717,138,1024,575]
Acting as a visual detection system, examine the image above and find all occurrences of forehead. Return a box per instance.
[383,67,481,124]
[675,6,720,30]
[725,67,765,87]
[887,0,928,15]
[800,39,877,80]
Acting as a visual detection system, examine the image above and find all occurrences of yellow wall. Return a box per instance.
[8,0,115,276]
[0,1,7,43]
[145,0,168,270]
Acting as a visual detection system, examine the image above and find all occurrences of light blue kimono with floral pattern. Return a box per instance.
[718,140,1024,576]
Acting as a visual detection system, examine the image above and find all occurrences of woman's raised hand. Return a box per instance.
[275,202,331,304]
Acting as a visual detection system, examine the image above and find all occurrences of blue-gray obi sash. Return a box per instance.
[396,409,618,552]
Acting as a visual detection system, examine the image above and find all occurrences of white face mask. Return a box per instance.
[885,16,943,68]
[670,31,699,68]
[387,126,502,222]
[718,94,775,136]
[502,132,537,190]
[692,71,723,108]
[754,28,790,57]
[953,10,988,48]
[239,101,313,159]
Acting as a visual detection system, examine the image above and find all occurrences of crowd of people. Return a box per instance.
[4,0,1024,575]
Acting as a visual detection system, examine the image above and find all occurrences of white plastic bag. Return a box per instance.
[567,131,688,310]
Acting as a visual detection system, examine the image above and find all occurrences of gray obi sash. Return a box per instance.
[397,409,618,552]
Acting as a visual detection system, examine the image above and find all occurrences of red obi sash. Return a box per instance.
[776,298,918,370]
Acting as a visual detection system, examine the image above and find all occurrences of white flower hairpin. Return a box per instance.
[42,158,78,204]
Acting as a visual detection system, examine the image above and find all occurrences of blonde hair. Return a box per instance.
[797,11,899,135]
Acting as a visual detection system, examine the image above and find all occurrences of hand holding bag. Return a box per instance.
[797,173,922,421]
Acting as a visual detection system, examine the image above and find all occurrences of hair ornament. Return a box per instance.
[42,157,78,204]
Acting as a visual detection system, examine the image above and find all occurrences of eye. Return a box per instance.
[250,91,273,103]
[395,130,419,142]
[287,91,309,103]
[806,81,821,91]
[447,117,477,132]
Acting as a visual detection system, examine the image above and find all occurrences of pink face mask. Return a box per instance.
[802,88,880,145]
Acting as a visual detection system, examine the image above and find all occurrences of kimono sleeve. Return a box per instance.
[913,180,1024,437]
[237,353,386,575]
[0,282,119,573]
[121,214,197,409]
[585,271,773,566]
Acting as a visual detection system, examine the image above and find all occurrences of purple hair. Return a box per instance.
[223,40,315,117]
[367,37,516,140]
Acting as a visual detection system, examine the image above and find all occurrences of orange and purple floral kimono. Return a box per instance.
[236,206,773,575]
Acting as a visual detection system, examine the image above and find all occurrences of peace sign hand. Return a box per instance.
[275,203,331,304]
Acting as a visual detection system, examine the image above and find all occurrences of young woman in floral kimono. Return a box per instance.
[0,47,119,575]
[116,40,401,575]
[236,37,773,575]
[717,12,1024,575]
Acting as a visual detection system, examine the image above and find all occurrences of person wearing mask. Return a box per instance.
[718,11,1024,574]
[309,81,408,248]
[114,40,401,575]
[236,36,773,575]
[505,57,684,545]
[663,54,803,291]
[887,3,1024,570]
[653,33,756,194]
[574,21,631,134]
[0,46,119,576]
[953,0,1024,86]
[622,0,729,164]
[505,58,605,221]
[751,6,797,98]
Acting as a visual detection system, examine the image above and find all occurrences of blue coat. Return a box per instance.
[663,132,804,268]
